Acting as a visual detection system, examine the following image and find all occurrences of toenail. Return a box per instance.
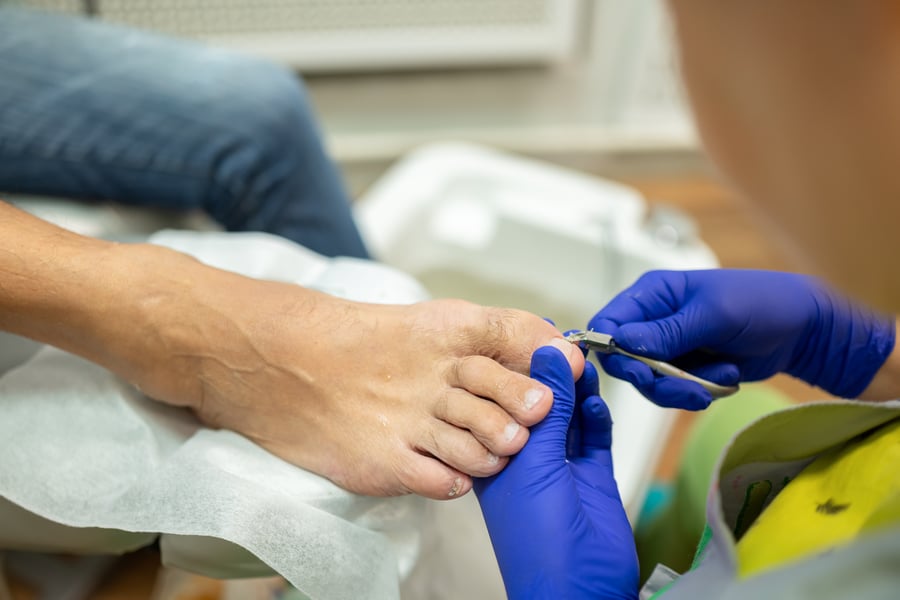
[448,477,463,497]
[503,421,520,442]
[486,453,499,466]
[524,388,543,410]
[550,337,575,354]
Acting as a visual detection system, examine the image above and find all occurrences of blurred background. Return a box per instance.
[8,0,697,192]
[6,0,801,277]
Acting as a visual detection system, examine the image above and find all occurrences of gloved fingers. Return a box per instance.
[475,346,576,489]
[566,407,583,459]
[576,395,614,463]
[571,396,627,515]
[567,361,599,458]
[613,310,710,360]
[599,354,656,391]
[526,345,577,448]
[588,270,688,330]
[575,360,601,399]
[594,306,724,374]
[601,354,713,410]
[689,362,741,387]
[647,377,713,411]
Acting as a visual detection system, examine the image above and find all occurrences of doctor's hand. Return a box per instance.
[474,346,638,600]
[589,269,896,410]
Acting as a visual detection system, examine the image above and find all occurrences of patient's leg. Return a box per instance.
[0,7,367,258]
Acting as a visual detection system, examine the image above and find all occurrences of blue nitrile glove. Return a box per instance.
[474,346,639,600]
[589,269,896,410]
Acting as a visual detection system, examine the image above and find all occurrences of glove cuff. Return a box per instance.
[789,291,896,398]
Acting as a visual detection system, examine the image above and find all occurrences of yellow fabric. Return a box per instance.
[736,417,900,578]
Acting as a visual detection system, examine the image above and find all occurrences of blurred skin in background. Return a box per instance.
[669,0,900,311]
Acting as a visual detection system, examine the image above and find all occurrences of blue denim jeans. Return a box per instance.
[0,8,368,258]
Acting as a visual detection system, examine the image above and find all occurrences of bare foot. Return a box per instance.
[0,208,583,500]
[133,265,584,499]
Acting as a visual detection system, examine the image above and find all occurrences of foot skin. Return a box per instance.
[133,265,585,500]
[0,211,583,500]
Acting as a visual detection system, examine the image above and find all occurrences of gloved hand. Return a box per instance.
[589,269,896,410]
[474,346,639,600]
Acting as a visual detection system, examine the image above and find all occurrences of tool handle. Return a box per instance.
[614,348,739,399]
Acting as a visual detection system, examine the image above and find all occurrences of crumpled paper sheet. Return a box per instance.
[0,231,431,600]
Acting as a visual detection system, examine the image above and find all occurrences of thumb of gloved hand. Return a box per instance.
[475,346,640,600]
[518,343,581,471]
[473,343,577,498]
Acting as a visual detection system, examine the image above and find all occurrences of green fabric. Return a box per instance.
[690,524,714,570]
[636,384,793,580]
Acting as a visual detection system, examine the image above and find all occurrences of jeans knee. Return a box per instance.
[221,59,322,162]
[195,55,357,246]
[201,59,323,201]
